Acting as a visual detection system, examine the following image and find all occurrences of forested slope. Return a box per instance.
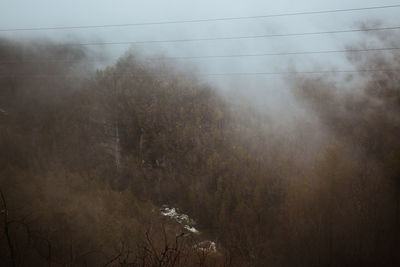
[1,36,399,266]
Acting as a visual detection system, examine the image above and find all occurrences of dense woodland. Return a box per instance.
[0,33,399,266]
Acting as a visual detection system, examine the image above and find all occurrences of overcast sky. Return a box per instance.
[1,0,400,109]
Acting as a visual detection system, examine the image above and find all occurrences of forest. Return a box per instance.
[0,32,400,266]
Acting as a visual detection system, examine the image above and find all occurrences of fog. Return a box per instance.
[2,1,399,75]
[1,1,400,266]
[2,1,399,119]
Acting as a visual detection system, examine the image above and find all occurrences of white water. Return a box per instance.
[160,206,199,234]
[160,205,217,253]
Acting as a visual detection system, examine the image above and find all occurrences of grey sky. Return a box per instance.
[1,0,400,106]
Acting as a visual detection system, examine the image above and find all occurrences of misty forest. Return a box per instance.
[1,7,400,267]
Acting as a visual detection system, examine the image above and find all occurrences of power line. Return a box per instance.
[154,47,400,60]
[204,69,400,77]
[1,4,400,32]
[1,69,398,79]
[51,26,400,46]
[1,47,400,64]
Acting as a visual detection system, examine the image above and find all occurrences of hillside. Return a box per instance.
[1,36,400,266]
